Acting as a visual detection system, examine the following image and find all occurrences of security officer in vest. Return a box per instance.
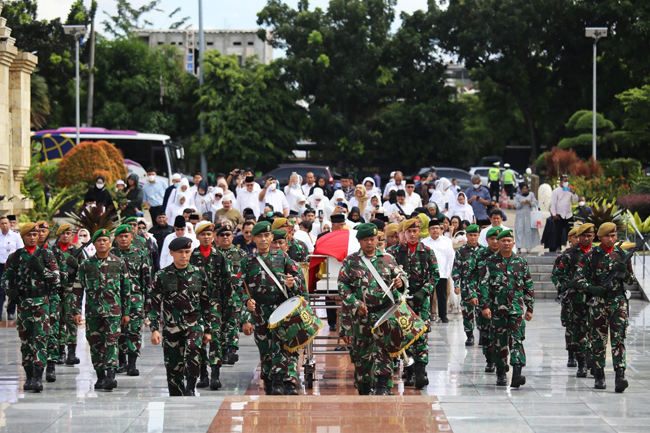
[488,162,502,202]
[502,163,516,199]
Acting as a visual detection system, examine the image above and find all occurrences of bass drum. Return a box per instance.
[268,296,322,352]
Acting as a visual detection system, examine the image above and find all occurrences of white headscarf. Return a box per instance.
[362,177,380,196]
[450,192,475,222]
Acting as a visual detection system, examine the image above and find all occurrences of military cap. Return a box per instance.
[567,227,579,238]
[91,228,111,243]
[486,226,502,239]
[356,223,379,240]
[403,218,421,230]
[56,224,72,236]
[195,221,214,235]
[174,215,186,228]
[576,223,595,236]
[123,217,138,224]
[385,223,399,237]
[466,224,480,234]
[496,229,514,240]
[216,224,232,235]
[251,221,272,236]
[331,214,346,224]
[114,224,132,237]
[20,222,38,238]
[272,229,287,241]
[169,236,193,251]
[272,218,290,230]
[36,220,49,229]
[597,222,617,237]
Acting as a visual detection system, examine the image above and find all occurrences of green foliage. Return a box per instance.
[570,176,631,202]
[557,111,619,158]
[102,0,189,37]
[631,176,650,195]
[577,199,625,231]
[615,85,650,160]
[30,70,50,129]
[608,159,642,182]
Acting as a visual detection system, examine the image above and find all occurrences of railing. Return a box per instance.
[623,213,650,291]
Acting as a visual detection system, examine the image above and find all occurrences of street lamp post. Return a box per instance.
[198,0,207,179]
[63,25,87,145]
[585,27,608,162]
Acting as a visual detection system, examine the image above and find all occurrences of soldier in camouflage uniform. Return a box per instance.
[272,218,309,263]
[384,223,400,248]
[239,221,306,396]
[551,227,580,368]
[452,224,484,347]
[150,236,217,396]
[111,224,152,377]
[574,222,636,393]
[479,229,534,388]
[1,222,60,392]
[216,223,246,365]
[113,217,148,251]
[73,229,131,391]
[389,218,439,389]
[552,224,595,377]
[338,223,407,396]
[190,221,229,390]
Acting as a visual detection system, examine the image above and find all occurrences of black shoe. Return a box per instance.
[567,351,577,368]
[118,352,127,374]
[66,344,80,365]
[485,362,496,373]
[594,368,606,390]
[23,365,34,391]
[57,346,66,365]
[465,331,475,346]
[197,364,209,388]
[329,325,337,332]
[496,366,507,386]
[94,370,106,389]
[127,354,140,376]
[185,377,197,396]
[477,331,484,347]
[576,358,588,378]
[615,368,628,393]
[373,375,392,396]
[7,313,15,321]
[414,362,429,390]
[404,365,415,386]
[586,350,593,370]
[358,382,372,395]
[284,382,299,395]
[271,377,284,395]
[223,346,239,365]
[46,360,56,382]
[103,369,118,390]
[264,380,273,395]
[210,365,222,390]
[510,364,526,388]
[440,317,449,323]
[32,366,44,392]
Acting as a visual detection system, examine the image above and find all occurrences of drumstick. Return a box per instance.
[243,281,252,300]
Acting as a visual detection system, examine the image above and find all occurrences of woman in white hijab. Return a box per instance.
[178,178,194,208]
[307,187,330,210]
[166,191,193,222]
[429,177,454,214]
[216,178,237,209]
[284,173,304,210]
[449,192,475,223]
[75,228,96,258]
[210,186,225,213]
[362,177,380,197]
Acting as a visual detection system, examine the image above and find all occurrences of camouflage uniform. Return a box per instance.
[453,244,484,333]
[149,264,217,396]
[2,247,60,368]
[111,246,152,356]
[287,238,309,263]
[574,245,636,371]
[73,254,131,371]
[238,250,306,386]
[478,252,534,368]
[337,250,407,390]
[220,245,246,350]
[551,252,573,351]
[50,243,80,349]
[112,234,147,252]
[468,247,498,357]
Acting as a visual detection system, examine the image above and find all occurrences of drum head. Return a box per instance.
[269,296,301,326]
[373,303,400,329]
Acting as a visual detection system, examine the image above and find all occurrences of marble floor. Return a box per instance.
[1,299,650,432]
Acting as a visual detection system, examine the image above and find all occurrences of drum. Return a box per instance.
[268,296,323,352]
[372,301,426,357]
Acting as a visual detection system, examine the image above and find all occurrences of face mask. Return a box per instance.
[173,183,180,188]
[473,184,481,189]
[268,183,277,191]
[522,191,529,197]
[579,201,586,207]
[266,212,273,218]
[96,183,104,190]
[428,188,434,194]
[562,182,569,188]
[148,175,156,182]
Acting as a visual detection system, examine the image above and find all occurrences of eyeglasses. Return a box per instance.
[406,185,415,188]
[215,194,223,198]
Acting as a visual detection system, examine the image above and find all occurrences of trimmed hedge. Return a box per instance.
[57,141,127,187]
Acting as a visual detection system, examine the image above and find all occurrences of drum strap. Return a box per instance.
[361,256,395,303]
[256,256,289,299]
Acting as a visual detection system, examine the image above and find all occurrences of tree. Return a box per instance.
[102,0,189,38]
[616,85,650,161]
[557,110,618,158]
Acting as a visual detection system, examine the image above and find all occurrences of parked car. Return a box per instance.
[469,166,524,186]
[409,166,473,192]
[256,164,337,188]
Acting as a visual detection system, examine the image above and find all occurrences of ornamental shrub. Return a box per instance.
[617,194,650,220]
[57,141,126,187]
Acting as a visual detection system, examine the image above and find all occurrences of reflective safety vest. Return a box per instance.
[503,169,515,184]
[488,167,500,181]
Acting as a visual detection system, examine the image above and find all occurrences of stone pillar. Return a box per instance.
[10,52,37,183]
[0,16,17,179]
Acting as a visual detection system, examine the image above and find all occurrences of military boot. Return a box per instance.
[567,351,577,367]
[586,350,594,376]
[615,368,628,393]
[576,357,588,378]
[263,380,273,395]
[197,364,209,388]
[373,375,392,396]
[127,354,140,376]
[118,352,127,373]
[45,360,56,382]
[510,365,526,388]
[271,376,285,395]
[485,352,496,373]
[103,369,117,390]
[223,346,239,365]
[357,382,372,395]
[284,382,299,396]
[66,344,80,365]
[594,368,606,389]
[496,366,508,386]
[23,365,34,391]
[32,366,44,392]
[414,362,429,390]
[210,365,222,390]
[465,331,475,346]
[57,345,66,365]
[477,330,484,347]
[404,365,415,387]
[185,377,197,396]
[94,370,106,390]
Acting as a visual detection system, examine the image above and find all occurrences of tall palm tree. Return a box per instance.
[30,70,50,129]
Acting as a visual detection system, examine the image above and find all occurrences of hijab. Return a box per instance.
[311,177,332,198]
[450,192,474,216]
[352,184,370,214]
[348,206,364,223]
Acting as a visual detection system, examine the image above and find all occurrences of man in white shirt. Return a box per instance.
[392,190,414,217]
[0,216,24,319]
[422,218,455,323]
[383,171,405,200]
[302,172,316,197]
[188,171,203,195]
[550,174,578,252]
[159,216,198,268]
[478,209,517,253]
[236,177,262,219]
[259,177,289,217]
[405,179,422,208]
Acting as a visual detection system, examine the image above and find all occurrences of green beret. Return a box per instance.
[91,228,111,243]
[496,229,514,240]
[356,223,378,240]
[169,236,193,251]
[123,217,138,224]
[114,224,132,237]
[466,224,480,234]
[272,229,287,241]
[251,221,272,236]
[486,226,502,239]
